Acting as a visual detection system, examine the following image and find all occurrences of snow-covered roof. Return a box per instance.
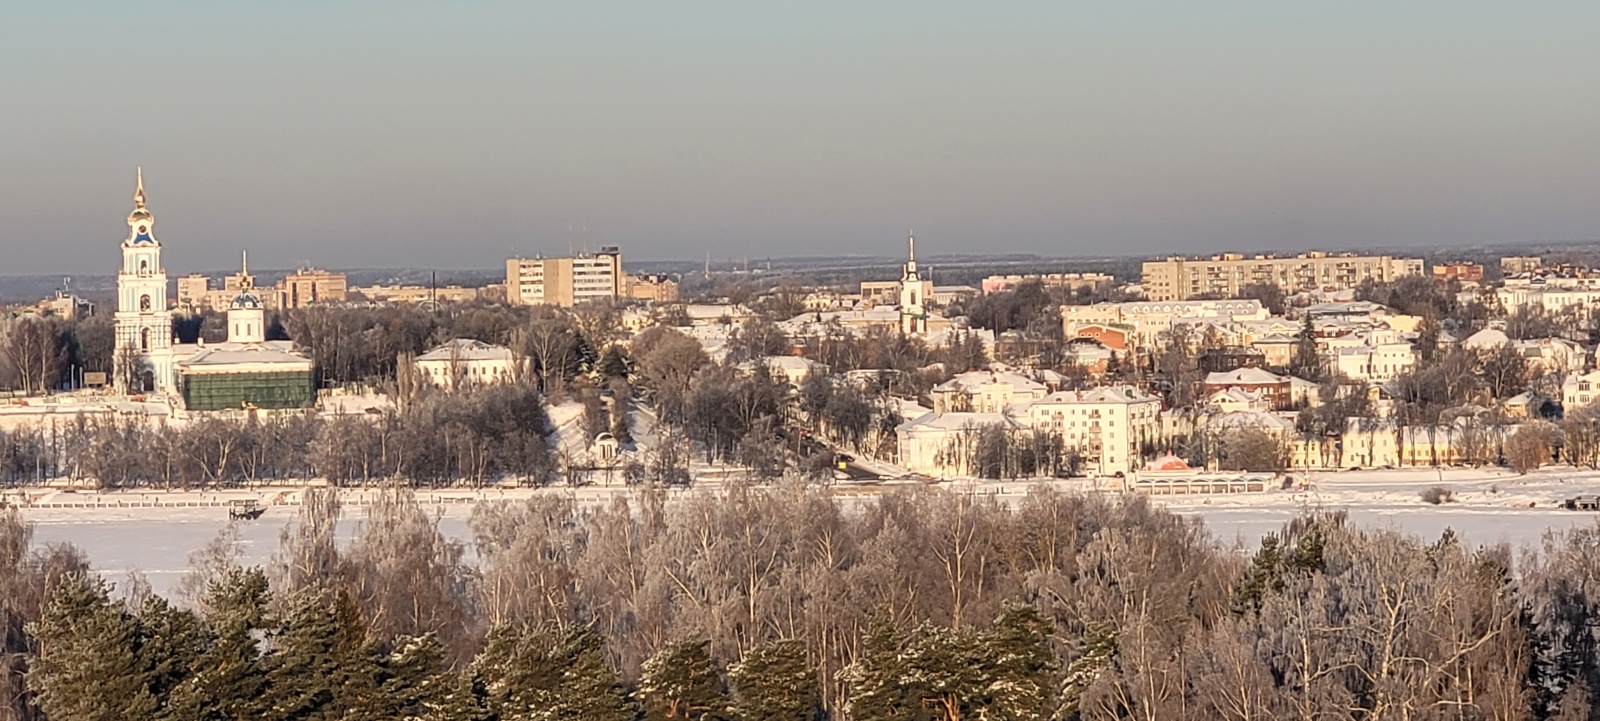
[896,411,1016,433]
[1462,328,1511,348]
[761,355,822,371]
[1204,368,1286,386]
[933,370,1046,394]
[1207,410,1293,431]
[179,346,312,370]
[417,339,515,362]
[1033,386,1158,405]
[1207,388,1262,405]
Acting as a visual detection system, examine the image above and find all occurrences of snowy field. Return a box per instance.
[11,466,1600,597]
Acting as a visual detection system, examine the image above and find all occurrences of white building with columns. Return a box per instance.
[114,169,177,393]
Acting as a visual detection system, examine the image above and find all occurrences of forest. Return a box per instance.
[4,484,1600,720]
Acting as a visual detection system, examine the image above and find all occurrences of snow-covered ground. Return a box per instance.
[1154,466,1600,550]
[11,466,1600,597]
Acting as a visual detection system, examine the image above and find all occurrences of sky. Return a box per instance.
[2,2,1599,274]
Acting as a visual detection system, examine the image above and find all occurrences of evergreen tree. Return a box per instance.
[903,625,987,721]
[640,639,731,720]
[1288,521,1328,573]
[838,611,919,721]
[367,634,453,721]
[1057,622,1116,719]
[980,604,1058,721]
[729,639,818,721]
[1290,315,1322,380]
[431,671,494,721]
[599,346,631,381]
[474,623,635,721]
[133,594,206,716]
[1230,533,1286,615]
[549,626,638,721]
[26,573,160,721]
[259,590,380,721]
[168,567,271,721]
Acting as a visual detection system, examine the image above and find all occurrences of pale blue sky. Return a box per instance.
[2,2,1598,273]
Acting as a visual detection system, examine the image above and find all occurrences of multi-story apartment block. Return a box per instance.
[1061,299,1270,349]
[1431,262,1484,283]
[1141,251,1423,301]
[1501,256,1542,277]
[980,272,1115,295]
[930,369,1048,413]
[626,273,680,303]
[276,268,347,309]
[505,247,624,307]
[1022,386,1162,476]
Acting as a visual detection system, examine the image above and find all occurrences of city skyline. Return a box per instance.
[4,2,1600,274]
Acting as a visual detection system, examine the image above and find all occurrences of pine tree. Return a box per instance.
[546,625,637,721]
[326,632,456,721]
[640,639,731,720]
[980,603,1058,721]
[903,625,987,721]
[599,346,631,381]
[473,624,563,719]
[1288,522,1327,573]
[1290,315,1322,380]
[1230,533,1286,614]
[729,639,818,721]
[431,671,493,721]
[26,573,160,721]
[1057,622,1115,719]
[168,567,271,720]
[259,589,380,721]
[474,623,636,721]
[838,611,917,721]
[133,594,206,717]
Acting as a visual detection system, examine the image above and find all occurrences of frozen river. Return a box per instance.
[16,465,1600,598]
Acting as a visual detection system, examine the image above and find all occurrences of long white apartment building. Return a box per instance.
[1142,251,1423,302]
[1495,278,1600,318]
[898,383,1161,478]
[1062,299,1270,349]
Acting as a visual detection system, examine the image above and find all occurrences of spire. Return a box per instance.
[241,250,251,289]
[134,167,146,208]
[908,230,916,262]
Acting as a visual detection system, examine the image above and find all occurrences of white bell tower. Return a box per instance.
[899,231,930,335]
[114,168,176,393]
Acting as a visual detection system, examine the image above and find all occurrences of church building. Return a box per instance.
[114,169,177,393]
[112,170,316,410]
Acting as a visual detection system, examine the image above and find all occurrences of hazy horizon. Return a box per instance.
[4,2,1599,275]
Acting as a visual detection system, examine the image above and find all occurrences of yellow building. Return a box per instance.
[505,247,624,307]
[1142,252,1423,301]
[275,268,348,309]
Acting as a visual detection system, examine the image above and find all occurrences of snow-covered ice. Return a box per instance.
[11,465,1600,597]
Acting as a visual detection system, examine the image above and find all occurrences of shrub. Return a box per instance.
[1420,486,1456,505]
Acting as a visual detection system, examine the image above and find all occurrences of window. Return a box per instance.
[140,327,150,351]
[140,294,152,312]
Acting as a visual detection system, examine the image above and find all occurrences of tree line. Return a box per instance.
[8,485,1600,719]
